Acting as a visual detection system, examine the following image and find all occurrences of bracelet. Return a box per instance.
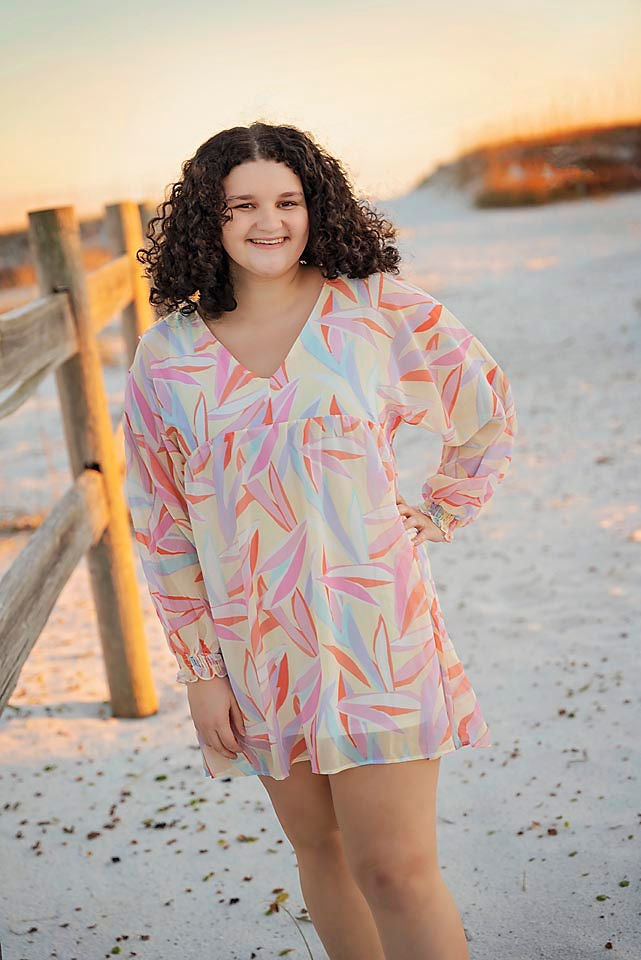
[421,501,458,542]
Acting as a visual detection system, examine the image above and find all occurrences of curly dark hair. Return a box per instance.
[136,120,402,320]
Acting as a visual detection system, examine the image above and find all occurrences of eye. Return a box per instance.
[232,201,298,210]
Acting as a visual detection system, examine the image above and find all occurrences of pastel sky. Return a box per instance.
[2,0,640,231]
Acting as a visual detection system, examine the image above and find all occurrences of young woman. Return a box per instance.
[123,121,518,960]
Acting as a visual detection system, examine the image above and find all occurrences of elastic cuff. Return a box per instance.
[421,501,458,542]
[175,651,228,684]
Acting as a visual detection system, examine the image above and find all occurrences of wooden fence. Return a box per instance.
[0,201,160,718]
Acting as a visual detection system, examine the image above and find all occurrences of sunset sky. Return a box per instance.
[2,0,640,231]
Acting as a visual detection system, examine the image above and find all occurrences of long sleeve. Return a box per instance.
[122,338,228,683]
[388,287,518,537]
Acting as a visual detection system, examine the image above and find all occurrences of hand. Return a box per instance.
[186,674,247,761]
[396,494,447,546]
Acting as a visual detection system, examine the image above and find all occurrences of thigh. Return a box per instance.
[327,757,441,882]
[258,760,340,852]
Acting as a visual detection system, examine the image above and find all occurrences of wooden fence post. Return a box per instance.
[28,206,157,718]
[104,202,154,367]
[138,201,157,249]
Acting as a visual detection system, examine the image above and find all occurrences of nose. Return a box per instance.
[253,211,287,232]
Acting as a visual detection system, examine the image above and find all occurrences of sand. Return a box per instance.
[0,182,639,959]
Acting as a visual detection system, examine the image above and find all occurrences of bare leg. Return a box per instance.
[357,863,470,960]
[329,757,471,960]
[295,833,386,960]
[259,761,385,960]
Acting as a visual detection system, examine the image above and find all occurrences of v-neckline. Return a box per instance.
[190,276,331,382]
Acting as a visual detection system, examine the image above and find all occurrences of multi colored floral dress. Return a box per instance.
[123,271,518,780]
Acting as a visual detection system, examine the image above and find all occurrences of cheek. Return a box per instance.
[291,210,309,238]
[221,219,246,250]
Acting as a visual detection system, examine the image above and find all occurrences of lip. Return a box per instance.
[248,237,288,243]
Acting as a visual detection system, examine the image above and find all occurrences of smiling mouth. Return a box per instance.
[248,237,288,245]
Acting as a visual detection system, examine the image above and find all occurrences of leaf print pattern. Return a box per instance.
[123,343,229,683]
[381,277,517,531]
[123,271,518,779]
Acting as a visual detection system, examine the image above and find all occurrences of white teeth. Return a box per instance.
[250,238,286,245]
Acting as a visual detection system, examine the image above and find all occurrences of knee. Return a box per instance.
[352,847,440,910]
[292,827,345,861]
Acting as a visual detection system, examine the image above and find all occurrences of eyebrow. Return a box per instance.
[225,191,304,201]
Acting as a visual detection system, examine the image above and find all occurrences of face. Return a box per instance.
[220,159,310,281]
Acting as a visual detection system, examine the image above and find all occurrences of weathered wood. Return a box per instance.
[0,293,76,393]
[86,253,133,334]
[1,252,136,411]
[0,252,131,410]
[105,202,154,367]
[0,470,109,713]
[28,206,157,718]
[113,419,125,478]
[1,270,129,488]
[139,201,157,247]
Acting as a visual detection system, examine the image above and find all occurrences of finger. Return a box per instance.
[219,724,242,753]
[412,529,430,545]
[417,519,445,543]
[211,731,238,760]
[402,511,421,530]
[409,513,430,541]
[230,699,247,736]
[198,727,226,749]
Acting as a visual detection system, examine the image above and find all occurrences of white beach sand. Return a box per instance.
[0,183,640,959]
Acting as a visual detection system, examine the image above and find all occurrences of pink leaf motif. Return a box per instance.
[129,376,158,437]
[431,332,474,367]
[296,663,323,725]
[267,461,298,527]
[336,702,405,732]
[372,617,394,692]
[290,589,319,658]
[271,535,307,606]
